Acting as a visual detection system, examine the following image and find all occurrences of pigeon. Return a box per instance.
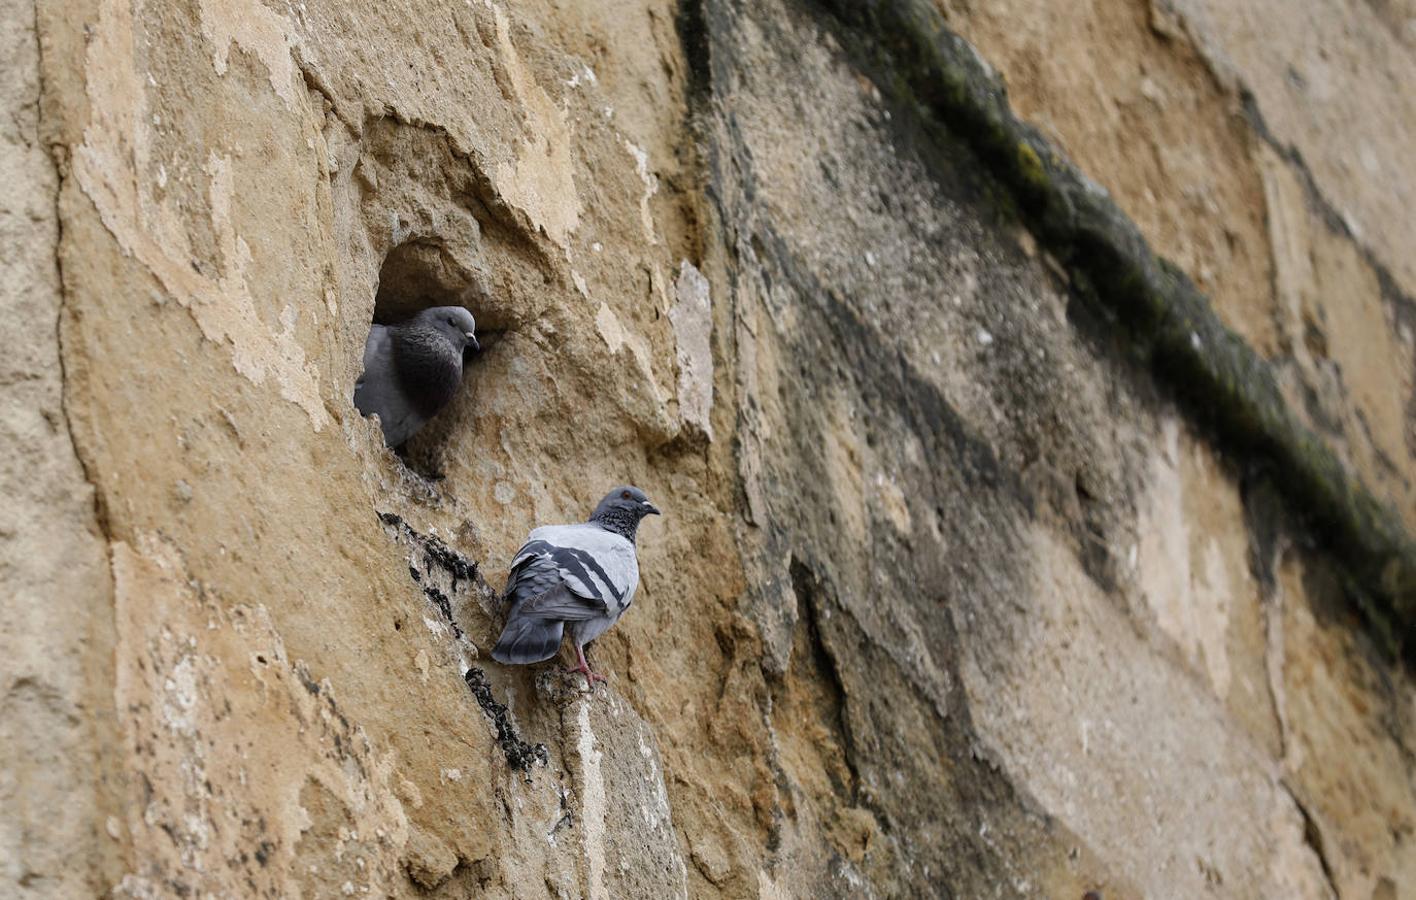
[354,306,479,448]
[492,486,661,686]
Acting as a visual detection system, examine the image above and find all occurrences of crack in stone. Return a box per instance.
[1237,89,1416,330]
[464,667,549,774]
[1285,784,1341,897]
[378,511,476,638]
[377,512,550,775]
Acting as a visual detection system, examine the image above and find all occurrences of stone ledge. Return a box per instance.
[809,0,1416,651]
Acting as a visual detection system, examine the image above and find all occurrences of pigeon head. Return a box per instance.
[588,485,660,540]
[414,305,480,352]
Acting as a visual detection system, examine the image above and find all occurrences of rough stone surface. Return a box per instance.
[1,1,122,895]
[4,0,1413,897]
[940,0,1416,530]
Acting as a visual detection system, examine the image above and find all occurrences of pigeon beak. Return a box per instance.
[642,501,660,516]
[465,333,480,351]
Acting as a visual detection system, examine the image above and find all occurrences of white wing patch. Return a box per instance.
[512,524,639,613]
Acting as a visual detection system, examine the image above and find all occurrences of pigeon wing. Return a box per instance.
[492,556,610,665]
[515,583,609,621]
[491,583,585,666]
[492,524,640,665]
[510,524,639,614]
[353,324,426,447]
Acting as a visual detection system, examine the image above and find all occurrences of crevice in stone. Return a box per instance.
[378,512,547,776]
[361,239,487,476]
[294,53,359,134]
[355,164,491,462]
[1237,88,1416,373]
[378,511,479,640]
[32,6,129,890]
[463,667,550,775]
[787,557,861,800]
[351,113,558,478]
[1286,784,1340,898]
[675,0,714,112]
[46,112,109,545]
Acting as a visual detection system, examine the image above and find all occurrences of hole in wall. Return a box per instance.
[373,239,481,324]
[355,237,494,478]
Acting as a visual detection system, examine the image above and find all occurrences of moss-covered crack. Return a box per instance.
[463,667,550,775]
[806,0,1416,654]
[378,511,550,774]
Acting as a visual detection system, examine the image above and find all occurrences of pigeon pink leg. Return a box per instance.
[569,643,607,688]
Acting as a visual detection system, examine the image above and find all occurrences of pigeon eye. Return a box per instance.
[621,490,631,499]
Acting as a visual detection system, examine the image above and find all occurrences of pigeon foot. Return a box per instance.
[568,645,608,689]
[566,663,607,689]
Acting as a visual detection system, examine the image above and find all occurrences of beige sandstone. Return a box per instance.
[2,0,1412,897]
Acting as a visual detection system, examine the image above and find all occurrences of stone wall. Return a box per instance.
[3,0,1412,897]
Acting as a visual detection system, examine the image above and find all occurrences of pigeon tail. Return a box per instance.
[491,616,564,665]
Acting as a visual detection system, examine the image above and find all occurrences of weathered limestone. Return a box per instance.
[3,0,1412,897]
[1,1,121,895]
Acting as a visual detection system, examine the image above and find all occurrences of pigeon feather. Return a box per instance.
[353,306,478,448]
[491,487,659,677]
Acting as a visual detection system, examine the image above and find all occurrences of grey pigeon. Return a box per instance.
[492,486,661,686]
[354,306,479,448]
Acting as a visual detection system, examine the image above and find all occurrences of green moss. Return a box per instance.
[1015,142,1047,189]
